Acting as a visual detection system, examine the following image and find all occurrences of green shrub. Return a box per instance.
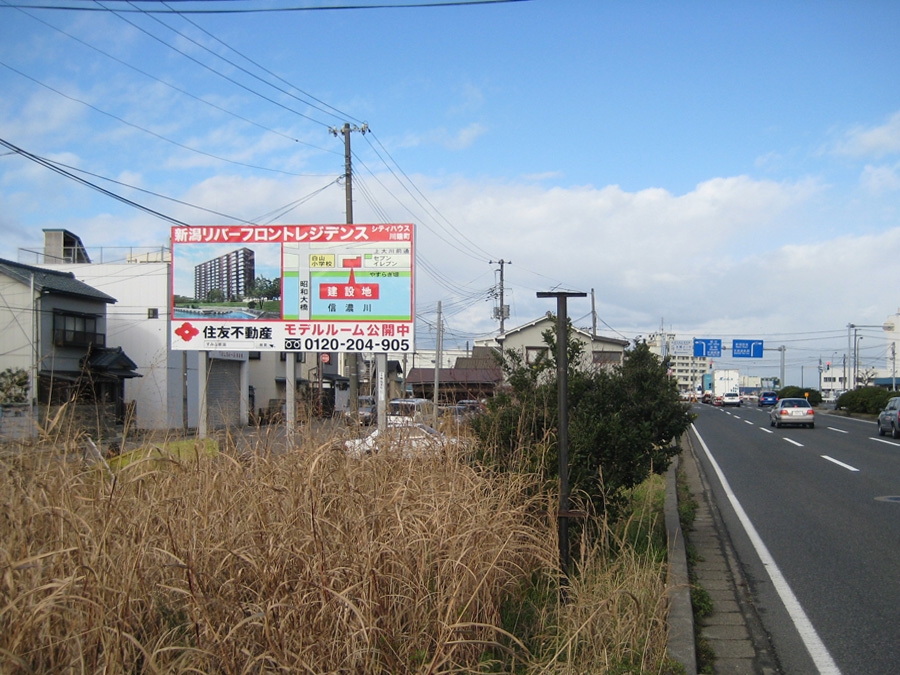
[836,387,896,414]
[777,386,822,406]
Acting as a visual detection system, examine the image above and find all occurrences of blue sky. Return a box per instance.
[2,0,900,384]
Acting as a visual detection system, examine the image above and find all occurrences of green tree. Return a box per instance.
[248,276,281,301]
[778,386,822,406]
[567,342,694,513]
[471,327,694,516]
[206,288,225,303]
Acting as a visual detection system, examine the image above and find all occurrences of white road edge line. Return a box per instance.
[820,456,859,472]
[691,424,841,675]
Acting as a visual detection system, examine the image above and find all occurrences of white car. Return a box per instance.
[343,420,453,458]
[722,392,741,407]
[769,398,815,429]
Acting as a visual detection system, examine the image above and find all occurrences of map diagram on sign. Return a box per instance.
[282,241,412,321]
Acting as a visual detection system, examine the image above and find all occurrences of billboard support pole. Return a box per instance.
[286,352,296,444]
[198,351,208,439]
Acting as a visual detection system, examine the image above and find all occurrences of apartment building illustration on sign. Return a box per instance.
[170,224,414,353]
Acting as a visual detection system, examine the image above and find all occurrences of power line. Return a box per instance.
[0,137,191,226]
[0,0,532,14]
[92,1,334,129]
[156,0,365,126]
[2,0,335,150]
[0,60,317,176]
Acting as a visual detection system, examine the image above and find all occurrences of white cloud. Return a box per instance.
[835,110,900,159]
[397,123,487,151]
[860,163,900,194]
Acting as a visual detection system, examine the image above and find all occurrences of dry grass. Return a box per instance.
[1,432,672,674]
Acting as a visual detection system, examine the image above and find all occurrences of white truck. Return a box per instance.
[713,369,740,406]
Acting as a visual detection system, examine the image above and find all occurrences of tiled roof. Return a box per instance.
[0,258,116,303]
[405,367,502,386]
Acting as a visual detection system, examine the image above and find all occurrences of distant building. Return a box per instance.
[645,333,714,394]
[477,316,629,374]
[194,247,255,302]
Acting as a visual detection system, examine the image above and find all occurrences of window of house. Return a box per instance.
[525,346,548,365]
[592,350,620,365]
[53,311,105,348]
[147,308,159,319]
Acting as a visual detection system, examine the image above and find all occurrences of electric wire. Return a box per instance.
[1,0,532,14]
[0,137,191,226]
[0,60,316,176]
[0,0,333,151]
[157,0,365,126]
[365,132,495,261]
[93,0,335,129]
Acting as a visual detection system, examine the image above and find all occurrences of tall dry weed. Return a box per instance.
[1,440,557,673]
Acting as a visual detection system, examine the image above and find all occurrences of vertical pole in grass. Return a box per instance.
[537,290,586,586]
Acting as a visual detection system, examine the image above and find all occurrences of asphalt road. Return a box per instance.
[690,402,900,675]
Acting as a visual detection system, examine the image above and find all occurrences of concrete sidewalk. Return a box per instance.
[678,432,781,675]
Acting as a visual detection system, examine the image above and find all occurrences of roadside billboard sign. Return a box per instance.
[672,339,694,356]
[693,338,722,358]
[732,339,764,358]
[170,224,415,353]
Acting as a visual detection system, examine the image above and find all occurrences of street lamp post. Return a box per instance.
[537,290,586,586]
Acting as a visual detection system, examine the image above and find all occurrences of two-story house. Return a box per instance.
[0,258,140,441]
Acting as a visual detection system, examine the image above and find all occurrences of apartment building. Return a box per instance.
[194,247,255,302]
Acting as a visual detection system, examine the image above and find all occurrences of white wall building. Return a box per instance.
[645,333,713,393]
[41,260,201,430]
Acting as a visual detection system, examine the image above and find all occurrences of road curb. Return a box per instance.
[666,452,697,674]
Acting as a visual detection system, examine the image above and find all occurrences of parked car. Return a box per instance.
[344,395,376,426]
[344,419,453,457]
[769,398,815,428]
[876,396,900,438]
[388,397,435,422]
[722,392,741,407]
[758,391,778,407]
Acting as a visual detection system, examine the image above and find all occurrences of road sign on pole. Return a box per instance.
[732,339,764,358]
[693,338,722,358]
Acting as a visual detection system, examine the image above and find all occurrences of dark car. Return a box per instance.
[758,391,778,407]
[769,398,815,429]
[877,397,900,438]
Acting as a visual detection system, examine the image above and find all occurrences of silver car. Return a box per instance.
[769,398,815,429]
[876,397,900,438]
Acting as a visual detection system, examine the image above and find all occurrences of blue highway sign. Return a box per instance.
[693,338,722,358]
[732,339,764,358]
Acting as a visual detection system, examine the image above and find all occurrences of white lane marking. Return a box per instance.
[784,438,804,447]
[826,427,848,433]
[692,425,841,675]
[744,420,754,425]
[870,437,900,447]
[760,427,774,434]
[821,456,859,472]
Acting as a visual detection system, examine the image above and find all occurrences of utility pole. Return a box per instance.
[490,259,510,335]
[779,345,786,389]
[331,122,368,417]
[892,342,896,391]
